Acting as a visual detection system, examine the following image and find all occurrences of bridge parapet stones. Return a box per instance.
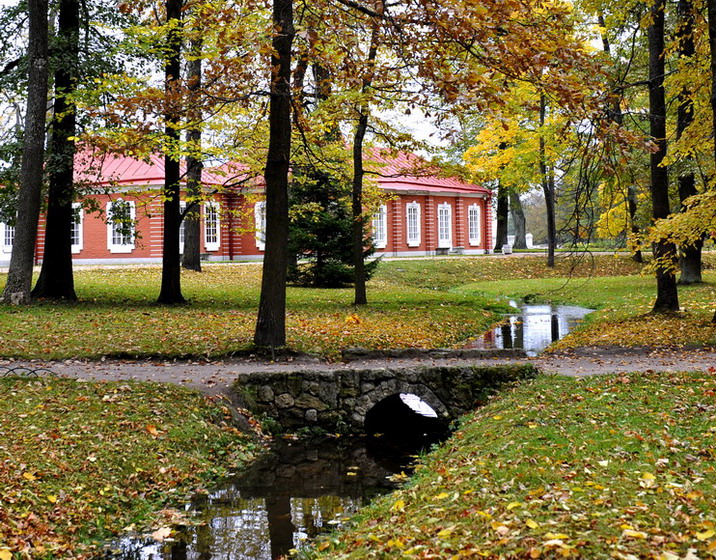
[232,363,536,434]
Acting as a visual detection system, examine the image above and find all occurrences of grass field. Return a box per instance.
[4,252,713,360]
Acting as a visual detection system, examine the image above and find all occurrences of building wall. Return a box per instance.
[373,192,491,257]
[1,186,491,266]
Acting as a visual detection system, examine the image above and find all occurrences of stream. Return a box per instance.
[102,431,443,559]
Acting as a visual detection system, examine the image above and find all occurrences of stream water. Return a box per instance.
[464,302,594,356]
[102,433,442,560]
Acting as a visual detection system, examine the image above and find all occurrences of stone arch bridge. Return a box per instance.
[233,363,536,433]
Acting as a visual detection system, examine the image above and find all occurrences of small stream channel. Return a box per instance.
[102,303,592,559]
[102,413,446,559]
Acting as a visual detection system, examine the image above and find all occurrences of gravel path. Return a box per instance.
[2,346,714,396]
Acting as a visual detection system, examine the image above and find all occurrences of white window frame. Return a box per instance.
[468,203,481,246]
[405,201,421,247]
[1,221,14,253]
[179,201,186,254]
[204,201,220,252]
[254,200,266,251]
[372,204,387,249]
[437,202,452,249]
[106,200,136,254]
[71,203,83,254]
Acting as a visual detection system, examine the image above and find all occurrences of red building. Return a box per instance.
[0,151,492,265]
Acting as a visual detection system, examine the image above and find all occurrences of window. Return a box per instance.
[406,201,421,247]
[106,200,135,254]
[468,203,481,246]
[204,201,220,252]
[254,201,266,250]
[437,202,452,248]
[372,204,387,249]
[179,201,186,254]
[71,203,83,253]
[1,222,14,253]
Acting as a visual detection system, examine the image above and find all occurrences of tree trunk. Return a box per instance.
[1,0,48,305]
[509,190,526,249]
[351,25,378,306]
[648,0,679,312]
[182,37,202,273]
[493,181,508,252]
[32,0,79,300]
[539,93,556,268]
[254,0,293,347]
[707,0,716,322]
[352,111,369,305]
[157,0,185,304]
[675,0,702,284]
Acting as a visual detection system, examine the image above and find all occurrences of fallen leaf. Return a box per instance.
[151,527,172,542]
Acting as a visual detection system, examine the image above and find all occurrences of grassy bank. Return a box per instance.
[307,370,716,559]
[0,377,259,559]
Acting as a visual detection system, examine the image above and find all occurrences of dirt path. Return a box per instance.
[2,346,714,397]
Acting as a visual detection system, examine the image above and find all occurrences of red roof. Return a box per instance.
[72,150,487,196]
[368,150,489,196]
[74,152,250,189]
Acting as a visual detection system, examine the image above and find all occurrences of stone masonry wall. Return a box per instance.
[232,363,537,433]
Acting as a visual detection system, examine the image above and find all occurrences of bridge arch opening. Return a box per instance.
[364,393,450,442]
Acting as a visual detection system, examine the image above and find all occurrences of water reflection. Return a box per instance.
[102,436,435,560]
[466,303,593,357]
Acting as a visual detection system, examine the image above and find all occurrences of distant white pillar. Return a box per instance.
[526,233,533,249]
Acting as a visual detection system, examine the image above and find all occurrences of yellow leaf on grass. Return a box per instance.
[622,529,648,539]
[0,549,12,560]
[145,424,160,436]
[695,529,716,541]
[507,501,523,510]
[391,499,405,512]
[437,528,453,538]
[47,495,57,503]
[526,519,540,529]
[22,472,36,481]
[434,492,450,500]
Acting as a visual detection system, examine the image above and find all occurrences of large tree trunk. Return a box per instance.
[351,25,378,306]
[182,37,203,273]
[2,0,49,305]
[598,13,642,263]
[539,93,556,268]
[254,0,294,347]
[352,111,369,305]
[32,0,79,300]
[157,0,185,304]
[676,0,702,284]
[509,190,526,249]
[493,181,508,252]
[648,0,679,312]
[707,0,716,322]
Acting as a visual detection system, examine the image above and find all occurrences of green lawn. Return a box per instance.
[306,370,716,559]
[5,253,707,360]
